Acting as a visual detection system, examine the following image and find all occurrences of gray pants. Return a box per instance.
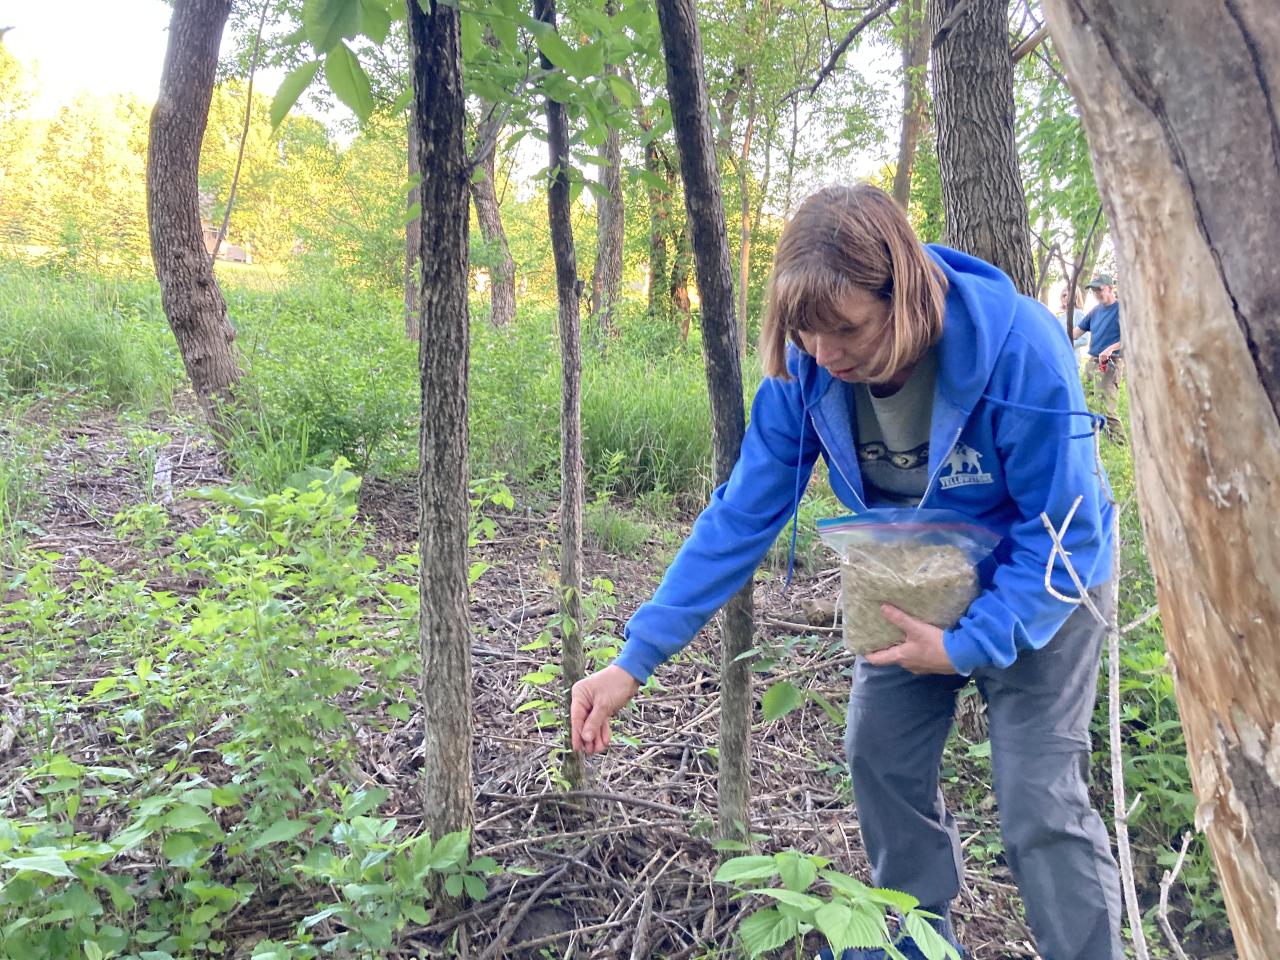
[845,589,1123,960]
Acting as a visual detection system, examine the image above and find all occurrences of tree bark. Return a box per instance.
[892,0,931,208]
[655,0,755,842]
[407,0,473,844]
[404,117,422,340]
[644,136,671,323]
[736,89,756,355]
[471,108,517,328]
[1044,2,1280,957]
[590,0,625,338]
[670,219,693,341]
[930,0,1036,294]
[147,0,242,437]
[591,84,624,337]
[533,0,586,792]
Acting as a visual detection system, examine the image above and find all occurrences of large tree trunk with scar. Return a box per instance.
[655,0,754,842]
[1045,2,1280,956]
[147,0,242,437]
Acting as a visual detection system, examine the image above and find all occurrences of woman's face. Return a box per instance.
[794,287,898,385]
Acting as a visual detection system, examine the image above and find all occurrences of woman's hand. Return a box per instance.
[570,665,641,755]
[863,604,958,675]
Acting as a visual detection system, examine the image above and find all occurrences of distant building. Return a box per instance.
[197,190,251,263]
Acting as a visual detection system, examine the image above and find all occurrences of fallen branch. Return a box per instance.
[1157,832,1193,960]
[481,858,574,960]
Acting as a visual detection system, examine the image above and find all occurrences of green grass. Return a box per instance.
[0,261,731,505]
[0,261,179,407]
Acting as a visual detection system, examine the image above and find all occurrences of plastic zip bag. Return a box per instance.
[817,509,1001,656]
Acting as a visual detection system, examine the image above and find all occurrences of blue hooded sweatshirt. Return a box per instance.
[613,245,1114,682]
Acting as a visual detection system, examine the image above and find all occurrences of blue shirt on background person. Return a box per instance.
[1076,274,1122,357]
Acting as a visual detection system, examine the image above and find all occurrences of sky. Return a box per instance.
[2,0,893,198]
[3,1,180,116]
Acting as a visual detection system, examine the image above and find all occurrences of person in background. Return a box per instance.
[571,184,1122,960]
[1073,275,1124,442]
[1056,285,1089,370]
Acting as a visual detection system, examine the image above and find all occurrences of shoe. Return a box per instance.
[816,932,965,960]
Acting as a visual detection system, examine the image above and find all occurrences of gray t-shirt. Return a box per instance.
[853,350,937,506]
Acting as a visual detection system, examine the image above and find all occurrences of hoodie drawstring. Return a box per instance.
[979,393,1105,440]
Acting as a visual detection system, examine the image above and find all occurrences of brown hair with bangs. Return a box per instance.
[760,183,947,381]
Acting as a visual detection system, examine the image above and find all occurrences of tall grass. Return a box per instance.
[0,261,179,406]
[0,260,734,505]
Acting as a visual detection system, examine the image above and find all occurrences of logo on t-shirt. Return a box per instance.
[939,442,994,489]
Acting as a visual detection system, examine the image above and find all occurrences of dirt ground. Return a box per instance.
[4,398,1233,959]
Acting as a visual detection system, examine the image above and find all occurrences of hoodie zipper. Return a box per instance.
[809,413,868,512]
[918,425,964,508]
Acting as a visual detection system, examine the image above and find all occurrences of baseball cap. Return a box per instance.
[1086,274,1115,289]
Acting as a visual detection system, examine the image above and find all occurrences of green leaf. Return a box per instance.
[84,942,104,960]
[358,0,391,43]
[775,852,817,893]
[749,888,824,911]
[738,908,798,958]
[0,854,75,878]
[530,22,576,72]
[866,886,919,912]
[815,902,887,951]
[462,873,487,900]
[164,804,216,831]
[443,872,464,897]
[427,830,470,870]
[89,676,119,698]
[325,43,375,123]
[904,912,962,960]
[806,690,845,725]
[304,0,361,52]
[761,681,803,722]
[271,60,322,128]
[714,855,778,885]
[491,14,518,53]
[248,819,308,851]
[403,901,431,924]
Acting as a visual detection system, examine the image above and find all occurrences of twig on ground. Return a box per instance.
[481,857,574,960]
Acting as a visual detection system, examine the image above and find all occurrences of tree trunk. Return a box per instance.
[644,137,671,323]
[892,0,930,208]
[404,117,422,340]
[471,108,517,328]
[591,2,625,338]
[930,0,1036,294]
[1044,3,1280,957]
[591,96,624,337]
[670,219,692,341]
[736,91,756,355]
[407,0,473,845]
[147,0,242,437]
[533,0,586,792]
[655,0,754,842]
